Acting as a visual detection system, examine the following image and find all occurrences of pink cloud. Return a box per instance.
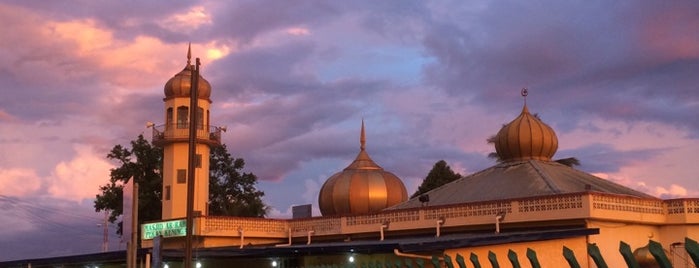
[47,145,114,202]
[0,109,16,122]
[286,27,311,36]
[0,168,41,197]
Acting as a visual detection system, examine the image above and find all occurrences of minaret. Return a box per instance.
[153,44,222,220]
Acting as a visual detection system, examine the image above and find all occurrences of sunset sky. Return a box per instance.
[1,0,698,261]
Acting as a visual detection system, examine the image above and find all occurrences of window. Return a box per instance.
[195,154,202,168]
[177,106,188,129]
[177,169,186,184]
[164,186,171,201]
[197,107,204,130]
[166,108,173,129]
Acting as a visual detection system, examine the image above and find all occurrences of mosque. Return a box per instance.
[3,49,698,268]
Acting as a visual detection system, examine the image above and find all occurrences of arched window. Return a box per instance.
[177,106,188,129]
[166,107,173,130]
[197,107,204,130]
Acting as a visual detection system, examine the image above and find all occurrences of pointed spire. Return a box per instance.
[187,42,192,65]
[345,119,382,170]
[360,119,366,151]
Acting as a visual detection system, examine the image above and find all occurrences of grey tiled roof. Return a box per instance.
[390,160,656,210]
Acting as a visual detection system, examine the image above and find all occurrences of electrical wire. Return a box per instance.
[0,195,117,238]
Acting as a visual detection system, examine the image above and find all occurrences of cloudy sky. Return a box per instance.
[1,0,698,261]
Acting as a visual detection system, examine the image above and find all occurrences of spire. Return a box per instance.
[521,87,528,106]
[360,119,366,151]
[345,119,381,170]
[187,42,192,66]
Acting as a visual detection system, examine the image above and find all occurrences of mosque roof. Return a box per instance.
[390,160,657,209]
[391,90,657,209]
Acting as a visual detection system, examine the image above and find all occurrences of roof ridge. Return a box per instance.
[528,160,562,194]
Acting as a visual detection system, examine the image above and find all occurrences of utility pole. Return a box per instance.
[102,211,109,252]
[184,57,200,268]
[127,182,139,268]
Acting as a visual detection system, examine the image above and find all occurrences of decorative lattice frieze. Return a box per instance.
[592,195,663,214]
[289,218,341,233]
[425,202,512,220]
[204,216,287,233]
[519,195,583,213]
[666,199,686,214]
[346,210,420,226]
[685,199,699,214]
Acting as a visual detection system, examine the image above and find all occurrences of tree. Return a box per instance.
[411,160,463,198]
[94,134,162,236]
[209,144,268,217]
[94,135,267,237]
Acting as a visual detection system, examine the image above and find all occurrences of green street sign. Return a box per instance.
[141,219,187,240]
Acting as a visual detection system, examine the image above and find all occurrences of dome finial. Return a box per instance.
[360,119,366,151]
[187,42,192,66]
[521,87,528,105]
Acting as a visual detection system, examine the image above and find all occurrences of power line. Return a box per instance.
[0,195,118,237]
[0,194,106,223]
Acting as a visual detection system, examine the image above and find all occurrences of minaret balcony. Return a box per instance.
[151,124,223,147]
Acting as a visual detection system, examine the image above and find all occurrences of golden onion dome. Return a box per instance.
[633,243,668,268]
[164,45,211,101]
[318,121,408,216]
[494,103,558,162]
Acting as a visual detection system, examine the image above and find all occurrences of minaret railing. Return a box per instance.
[151,123,222,145]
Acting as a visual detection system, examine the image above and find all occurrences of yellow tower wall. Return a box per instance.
[161,96,212,220]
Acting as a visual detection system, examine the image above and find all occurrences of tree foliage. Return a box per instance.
[94,134,162,236]
[411,160,462,198]
[94,135,267,237]
[209,144,268,217]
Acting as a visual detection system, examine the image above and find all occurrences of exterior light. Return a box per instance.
[272,260,278,267]
[348,256,355,263]
[164,264,169,268]
[196,262,202,268]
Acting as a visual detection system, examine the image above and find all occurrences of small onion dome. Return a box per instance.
[318,122,408,216]
[164,45,211,101]
[633,243,668,268]
[494,104,558,161]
